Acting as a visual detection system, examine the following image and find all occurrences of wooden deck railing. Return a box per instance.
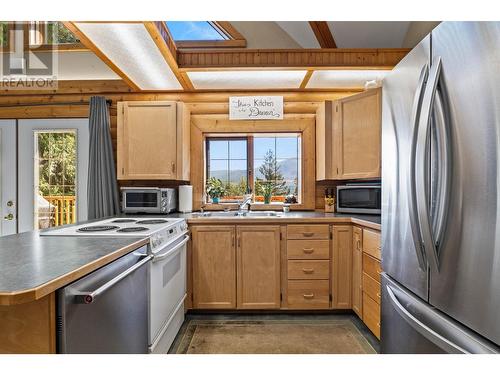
[43,196,76,226]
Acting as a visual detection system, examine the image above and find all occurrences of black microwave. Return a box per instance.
[336,185,381,214]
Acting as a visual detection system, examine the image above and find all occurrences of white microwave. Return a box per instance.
[336,185,381,214]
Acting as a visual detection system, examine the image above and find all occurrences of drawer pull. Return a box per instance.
[303,232,314,237]
[302,268,314,274]
[303,293,315,299]
[377,293,381,298]
[302,248,314,254]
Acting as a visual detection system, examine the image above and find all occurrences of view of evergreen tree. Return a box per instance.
[0,22,8,46]
[46,22,79,44]
[36,132,76,196]
[255,150,289,197]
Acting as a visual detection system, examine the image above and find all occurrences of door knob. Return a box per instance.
[4,213,14,221]
[6,200,14,207]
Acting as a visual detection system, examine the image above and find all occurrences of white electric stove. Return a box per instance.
[42,216,189,354]
[41,217,188,254]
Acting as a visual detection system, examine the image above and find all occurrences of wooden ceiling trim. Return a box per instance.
[0,79,132,96]
[299,70,314,89]
[177,48,409,70]
[144,21,194,90]
[62,22,141,91]
[309,21,337,48]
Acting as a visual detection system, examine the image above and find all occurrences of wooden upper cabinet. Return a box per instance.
[332,225,352,309]
[237,226,281,309]
[316,88,381,180]
[117,101,190,180]
[352,226,363,318]
[191,226,236,309]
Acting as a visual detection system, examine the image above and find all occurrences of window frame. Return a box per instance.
[165,21,246,49]
[204,133,302,205]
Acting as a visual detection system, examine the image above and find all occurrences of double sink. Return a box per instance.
[192,211,282,218]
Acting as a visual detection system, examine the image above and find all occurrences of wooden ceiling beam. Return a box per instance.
[177,48,409,70]
[309,21,337,48]
[143,21,194,91]
[62,22,141,91]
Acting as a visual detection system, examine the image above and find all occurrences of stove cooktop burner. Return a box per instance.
[116,226,149,233]
[77,225,119,232]
[111,219,137,223]
[136,219,169,225]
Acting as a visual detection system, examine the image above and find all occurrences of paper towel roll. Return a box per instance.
[178,185,193,213]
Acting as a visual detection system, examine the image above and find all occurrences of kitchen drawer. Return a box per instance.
[363,253,382,283]
[287,280,330,309]
[287,260,330,280]
[362,273,381,304]
[287,240,330,260]
[363,292,381,339]
[363,229,381,260]
[287,225,330,240]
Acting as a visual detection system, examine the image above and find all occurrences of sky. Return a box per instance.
[165,21,227,41]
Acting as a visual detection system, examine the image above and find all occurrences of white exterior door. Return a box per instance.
[0,120,17,236]
[18,119,89,233]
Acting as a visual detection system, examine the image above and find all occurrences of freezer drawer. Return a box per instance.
[381,274,499,354]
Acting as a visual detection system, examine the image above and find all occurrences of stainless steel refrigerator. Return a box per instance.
[381,21,500,353]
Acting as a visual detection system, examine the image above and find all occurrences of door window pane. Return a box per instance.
[34,131,77,229]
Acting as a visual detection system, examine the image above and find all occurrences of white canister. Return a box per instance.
[178,185,193,213]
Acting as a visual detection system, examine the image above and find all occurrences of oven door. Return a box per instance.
[122,189,161,213]
[149,234,189,351]
[336,186,381,214]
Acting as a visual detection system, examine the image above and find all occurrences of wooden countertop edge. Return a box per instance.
[0,237,150,306]
[187,216,381,231]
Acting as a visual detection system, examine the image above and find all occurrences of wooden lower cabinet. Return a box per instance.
[0,293,56,353]
[192,225,236,309]
[287,280,330,309]
[237,226,281,309]
[332,225,352,309]
[363,292,381,339]
[352,226,363,318]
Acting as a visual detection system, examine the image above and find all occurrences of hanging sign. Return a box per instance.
[229,96,283,120]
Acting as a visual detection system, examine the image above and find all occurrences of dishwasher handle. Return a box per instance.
[74,254,152,304]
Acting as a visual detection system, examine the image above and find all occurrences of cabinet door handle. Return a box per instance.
[377,293,381,298]
[302,248,314,254]
[303,293,315,299]
[302,268,314,274]
[171,162,176,173]
[357,239,361,250]
[303,232,314,237]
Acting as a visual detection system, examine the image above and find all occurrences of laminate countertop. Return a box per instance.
[170,211,381,231]
[0,231,149,306]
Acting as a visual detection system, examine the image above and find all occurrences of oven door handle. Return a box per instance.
[74,254,152,304]
[153,235,190,263]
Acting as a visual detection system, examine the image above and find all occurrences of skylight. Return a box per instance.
[165,21,229,41]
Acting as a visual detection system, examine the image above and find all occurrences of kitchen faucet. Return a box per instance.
[238,194,253,214]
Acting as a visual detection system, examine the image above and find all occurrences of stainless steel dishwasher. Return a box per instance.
[57,245,151,353]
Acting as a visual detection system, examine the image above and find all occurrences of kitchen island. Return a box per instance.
[0,231,148,353]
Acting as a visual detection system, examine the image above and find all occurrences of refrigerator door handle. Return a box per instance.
[408,63,429,270]
[415,57,443,272]
[386,284,467,353]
